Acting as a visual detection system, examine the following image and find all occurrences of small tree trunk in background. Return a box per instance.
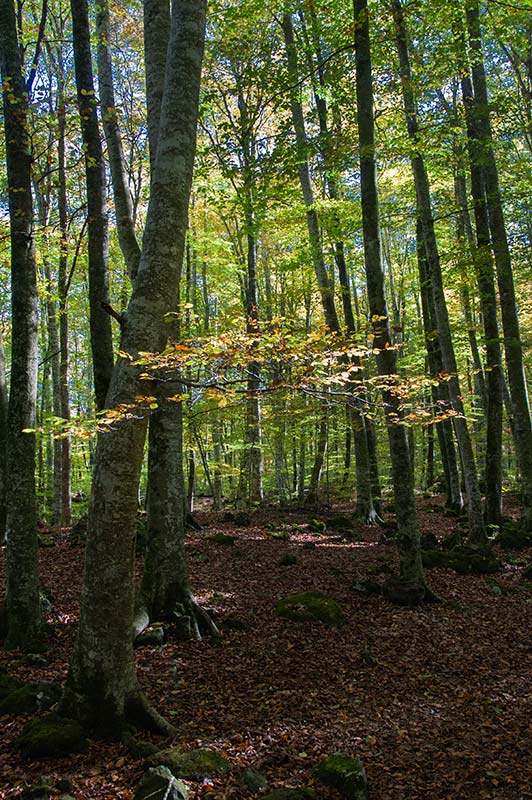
[1,0,42,649]
[459,76,503,526]
[465,1,532,528]
[57,79,72,526]
[392,0,485,545]
[71,0,114,411]
[416,219,463,512]
[282,12,340,333]
[187,448,195,513]
[305,407,328,505]
[0,330,8,544]
[96,0,141,281]
[354,0,427,587]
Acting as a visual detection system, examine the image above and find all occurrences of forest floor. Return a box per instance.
[0,496,531,800]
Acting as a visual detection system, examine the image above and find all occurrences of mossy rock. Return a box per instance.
[307,519,326,534]
[15,713,87,758]
[134,767,188,800]
[314,753,368,800]
[262,790,316,800]
[441,531,462,550]
[22,776,54,799]
[208,533,236,546]
[422,547,500,575]
[242,767,268,792]
[278,554,297,567]
[148,747,230,779]
[275,591,344,626]
[0,673,24,701]
[421,550,449,570]
[494,525,532,551]
[125,736,161,759]
[0,682,62,715]
[351,578,382,596]
[328,515,355,533]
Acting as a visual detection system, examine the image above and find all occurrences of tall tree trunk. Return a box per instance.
[354,0,428,589]
[416,220,463,512]
[96,0,141,281]
[305,406,328,505]
[282,12,340,333]
[57,74,72,526]
[392,0,486,544]
[0,0,42,648]
[0,330,8,544]
[465,0,532,529]
[61,0,207,733]
[71,0,114,411]
[457,87,503,525]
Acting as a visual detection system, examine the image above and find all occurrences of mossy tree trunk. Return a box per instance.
[354,0,428,588]
[70,0,114,412]
[0,0,42,649]
[464,0,532,529]
[392,0,486,545]
[61,0,207,733]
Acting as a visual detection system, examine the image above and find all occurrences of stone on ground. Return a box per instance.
[134,767,188,800]
[314,753,368,800]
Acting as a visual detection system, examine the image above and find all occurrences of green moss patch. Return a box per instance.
[148,747,230,779]
[494,525,532,551]
[262,790,316,800]
[314,753,368,799]
[422,546,500,574]
[276,591,344,625]
[0,682,62,715]
[15,713,87,758]
[134,767,188,800]
[0,673,24,701]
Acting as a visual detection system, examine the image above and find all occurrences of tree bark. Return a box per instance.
[96,0,141,281]
[281,12,340,333]
[71,0,114,411]
[61,0,207,733]
[354,0,427,588]
[465,0,532,529]
[0,0,42,648]
[392,0,486,544]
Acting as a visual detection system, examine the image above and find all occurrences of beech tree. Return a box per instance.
[60,0,207,732]
[0,0,42,649]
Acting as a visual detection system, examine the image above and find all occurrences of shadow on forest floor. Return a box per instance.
[0,496,531,799]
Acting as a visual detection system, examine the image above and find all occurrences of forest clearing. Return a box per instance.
[1,499,531,800]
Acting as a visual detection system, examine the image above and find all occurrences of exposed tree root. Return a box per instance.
[133,590,220,642]
[125,690,176,737]
[173,591,221,640]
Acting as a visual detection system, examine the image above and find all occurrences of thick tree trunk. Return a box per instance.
[71,0,114,411]
[0,0,42,648]
[465,0,532,529]
[354,0,428,588]
[61,0,207,733]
